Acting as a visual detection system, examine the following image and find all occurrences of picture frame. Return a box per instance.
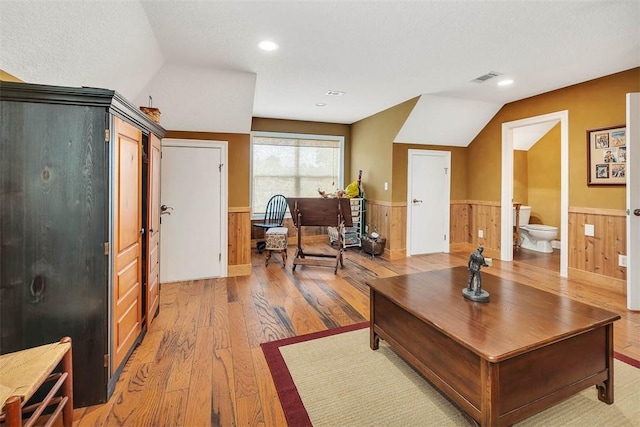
[587,125,626,185]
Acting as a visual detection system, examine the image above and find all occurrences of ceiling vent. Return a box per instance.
[471,71,502,83]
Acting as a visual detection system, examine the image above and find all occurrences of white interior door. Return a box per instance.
[626,93,639,310]
[160,140,228,282]
[407,150,450,255]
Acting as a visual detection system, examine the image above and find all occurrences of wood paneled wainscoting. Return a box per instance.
[228,207,252,276]
[365,200,407,260]
[450,200,502,257]
[365,199,503,260]
[568,207,627,294]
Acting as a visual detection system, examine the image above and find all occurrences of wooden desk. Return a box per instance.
[368,267,620,426]
[287,198,352,274]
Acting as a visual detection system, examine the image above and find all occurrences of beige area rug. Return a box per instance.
[262,324,640,426]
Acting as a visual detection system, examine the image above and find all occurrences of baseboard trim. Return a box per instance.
[386,248,406,260]
[568,267,626,295]
[228,264,251,277]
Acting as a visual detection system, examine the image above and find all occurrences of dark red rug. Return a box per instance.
[261,322,638,426]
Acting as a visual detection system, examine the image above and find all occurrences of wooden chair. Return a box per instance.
[253,194,288,253]
[0,337,73,427]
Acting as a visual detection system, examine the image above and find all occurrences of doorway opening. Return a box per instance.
[501,111,569,277]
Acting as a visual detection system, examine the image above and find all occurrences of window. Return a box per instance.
[252,132,344,216]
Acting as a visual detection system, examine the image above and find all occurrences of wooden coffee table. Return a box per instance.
[368,267,620,426]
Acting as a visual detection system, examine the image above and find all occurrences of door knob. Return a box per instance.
[161,204,173,215]
[635,209,640,216]
[412,199,423,203]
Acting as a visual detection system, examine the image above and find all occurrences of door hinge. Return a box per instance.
[444,234,447,240]
[219,253,222,262]
[104,354,109,368]
[444,167,448,175]
[219,163,223,172]
[104,242,110,255]
[105,129,110,142]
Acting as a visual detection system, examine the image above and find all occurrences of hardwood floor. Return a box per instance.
[512,247,560,272]
[73,243,640,426]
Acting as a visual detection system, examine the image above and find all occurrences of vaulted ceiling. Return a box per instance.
[1,1,638,144]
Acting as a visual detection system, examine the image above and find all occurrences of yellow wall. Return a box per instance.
[351,97,418,202]
[527,124,561,233]
[467,67,639,209]
[0,69,23,82]
[513,150,528,205]
[251,117,352,187]
[165,131,250,207]
[392,144,468,201]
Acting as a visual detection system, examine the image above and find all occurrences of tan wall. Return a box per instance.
[513,150,528,205]
[527,123,561,235]
[251,117,352,187]
[0,69,23,82]
[392,144,468,202]
[165,130,250,208]
[351,97,418,202]
[467,67,640,209]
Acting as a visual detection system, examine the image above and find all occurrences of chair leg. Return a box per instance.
[61,337,74,427]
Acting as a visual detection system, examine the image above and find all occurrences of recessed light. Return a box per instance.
[498,79,514,86]
[258,40,279,51]
[316,103,326,107]
[326,90,345,96]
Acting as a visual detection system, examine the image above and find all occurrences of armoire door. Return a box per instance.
[146,133,161,328]
[112,116,143,373]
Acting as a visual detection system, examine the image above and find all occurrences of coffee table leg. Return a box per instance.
[597,323,615,404]
[370,289,379,350]
[480,360,499,427]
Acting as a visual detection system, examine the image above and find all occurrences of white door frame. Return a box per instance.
[501,111,569,277]
[626,93,639,310]
[406,149,451,256]
[161,139,228,278]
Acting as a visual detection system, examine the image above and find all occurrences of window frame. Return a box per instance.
[250,131,345,219]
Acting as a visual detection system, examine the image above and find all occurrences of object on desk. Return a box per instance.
[462,246,490,302]
[0,337,74,427]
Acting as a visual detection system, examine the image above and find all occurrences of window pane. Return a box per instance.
[252,133,342,216]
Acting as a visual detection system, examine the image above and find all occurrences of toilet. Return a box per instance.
[513,205,558,253]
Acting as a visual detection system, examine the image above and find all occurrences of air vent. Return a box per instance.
[471,71,502,83]
[325,90,345,96]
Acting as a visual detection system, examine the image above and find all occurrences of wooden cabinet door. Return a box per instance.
[112,117,143,373]
[146,134,161,328]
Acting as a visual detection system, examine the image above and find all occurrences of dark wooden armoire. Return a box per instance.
[0,82,165,407]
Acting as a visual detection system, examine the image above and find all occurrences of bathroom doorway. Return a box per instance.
[500,111,569,277]
[512,122,561,272]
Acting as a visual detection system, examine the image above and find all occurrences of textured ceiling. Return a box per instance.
[141,0,640,124]
[1,0,638,132]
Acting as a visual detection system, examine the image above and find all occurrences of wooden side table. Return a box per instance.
[513,203,522,251]
[0,337,73,427]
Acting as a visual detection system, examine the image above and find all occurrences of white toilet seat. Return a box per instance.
[523,224,557,232]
